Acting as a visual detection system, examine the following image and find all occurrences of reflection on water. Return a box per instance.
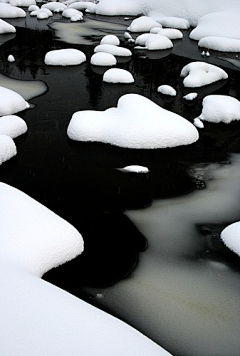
[86,155,240,355]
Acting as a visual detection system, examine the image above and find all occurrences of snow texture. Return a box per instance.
[180,61,228,88]
[67,93,199,149]
[90,52,117,66]
[41,2,67,11]
[0,3,26,18]
[62,8,83,20]
[45,49,86,66]
[94,44,132,57]
[100,34,120,46]
[197,95,240,124]
[10,0,35,6]
[127,16,162,32]
[221,222,240,257]
[0,86,29,116]
[157,85,176,96]
[0,19,16,34]
[135,34,173,50]
[0,134,16,165]
[0,115,27,138]
[150,28,183,39]
[199,36,240,53]
[103,68,134,83]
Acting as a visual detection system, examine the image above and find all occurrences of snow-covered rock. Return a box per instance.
[127,16,162,32]
[157,85,176,96]
[94,44,132,57]
[90,52,117,66]
[0,19,16,34]
[0,3,26,18]
[41,2,67,11]
[183,92,198,101]
[158,16,190,29]
[67,93,199,149]
[62,8,83,20]
[119,165,149,173]
[44,49,86,66]
[10,0,35,6]
[0,115,27,138]
[100,34,120,46]
[145,34,173,50]
[180,61,228,88]
[150,28,183,40]
[7,55,15,62]
[0,134,16,165]
[221,221,240,257]
[197,95,240,124]
[28,4,39,11]
[135,33,150,46]
[0,86,29,116]
[194,118,204,128]
[103,68,134,83]
[199,36,240,53]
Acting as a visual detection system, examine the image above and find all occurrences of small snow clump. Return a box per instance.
[183,93,198,100]
[90,52,117,66]
[0,19,16,34]
[157,85,176,96]
[100,35,120,46]
[103,68,134,83]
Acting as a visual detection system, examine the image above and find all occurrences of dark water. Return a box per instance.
[1,12,240,355]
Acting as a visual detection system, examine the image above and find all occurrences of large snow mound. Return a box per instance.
[221,222,240,257]
[0,3,26,18]
[67,93,199,149]
[197,95,240,124]
[0,115,27,138]
[0,19,16,34]
[0,134,16,165]
[45,49,86,66]
[180,61,228,88]
[103,68,134,83]
[90,52,117,66]
[0,86,29,116]
[198,36,240,53]
[94,44,132,57]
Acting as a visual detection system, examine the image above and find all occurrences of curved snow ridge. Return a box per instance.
[67,93,199,149]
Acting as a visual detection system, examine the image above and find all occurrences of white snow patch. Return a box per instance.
[159,16,190,29]
[199,36,240,53]
[0,19,16,34]
[221,222,240,257]
[94,44,132,57]
[0,115,27,138]
[119,165,149,173]
[0,134,16,165]
[180,61,228,88]
[197,95,240,124]
[103,68,134,83]
[194,118,204,128]
[28,4,39,11]
[157,85,176,96]
[127,16,162,33]
[67,93,199,149]
[62,8,83,20]
[183,92,198,101]
[41,2,67,11]
[150,28,183,39]
[0,86,29,116]
[145,34,173,50]
[100,34,120,46]
[90,52,117,66]
[10,0,35,6]
[0,3,26,18]
[7,54,15,62]
[45,49,86,66]
[135,33,150,46]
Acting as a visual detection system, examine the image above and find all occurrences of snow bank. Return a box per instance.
[103,68,134,83]
[221,222,240,257]
[0,19,16,34]
[45,49,86,66]
[197,95,240,124]
[127,16,162,33]
[67,93,199,149]
[0,115,27,138]
[0,134,16,165]
[10,0,35,6]
[90,52,117,66]
[0,3,26,18]
[157,85,176,96]
[180,62,228,88]
[0,86,29,116]
[94,44,132,57]
[199,36,240,53]
[100,34,120,46]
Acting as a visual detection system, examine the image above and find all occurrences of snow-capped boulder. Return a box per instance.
[41,2,67,11]
[119,165,149,173]
[127,16,162,33]
[0,3,26,18]
[67,93,199,149]
[10,0,35,6]
[183,93,198,101]
[198,36,240,53]
[145,34,173,50]
[221,221,240,257]
[0,115,27,138]
[90,52,117,66]
[0,134,16,165]
[0,86,29,116]
[7,55,15,62]
[94,44,132,57]
[44,49,86,66]
[150,28,183,40]
[157,85,176,96]
[0,19,16,34]
[100,34,120,46]
[62,8,83,20]
[180,62,228,87]
[103,68,134,83]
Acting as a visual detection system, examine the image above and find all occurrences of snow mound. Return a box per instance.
[127,16,162,32]
[159,16,190,29]
[67,93,199,149]
[10,0,35,6]
[7,54,15,62]
[41,2,67,11]
[199,36,240,53]
[0,86,29,116]
[0,19,16,34]
[90,52,117,66]
[197,95,240,124]
[180,61,228,88]
[221,221,240,257]
[146,34,173,50]
[62,8,83,20]
[100,34,120,46]
[103,68,134,83]
[135,33,150,46]
[0,3,26,18]
[151,28,183,39]
[0,134,16,165]
[194,118,204,128]
[0,115,27,138]
[69,1,94,11]
[120,165,149,173]
[45,49,86,66]
[94,44,132,57]
[157,85,176,96]
[183,92,198,100]
[28,4,39,11]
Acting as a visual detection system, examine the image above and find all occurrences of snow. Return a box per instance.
[127,16,162,33]
[68,1,95,11]
[199,37,240,53]
[7,55,15,62]
[194,118,204,129]
[159,17,190,30]
[183,92,198,100]
[0,19,16,34]
[119,165,149,173]
[94,44,132,57]
[9,0,35,6]
[41,2,67,11]
[30,8,53,18]
[180,61,228,88]
[62,8,83,21]
[100,34,120,46]
[28,4,39,11]
[90,52,117,66]
[103,68,134,83]
[0,3,26,18]
[0,115,27,138]
[67,93,199,149]
[197,95,240,124]
[135,34,173,50]
[157,85,176,96]
[0,182,170,356]
[150,28,183,40]
[135,33,150,46]
[44,49,86,66]
[0,86,29,116]
[221,222,240,257]
[0,134,16,165]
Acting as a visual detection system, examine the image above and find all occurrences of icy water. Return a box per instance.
[1,12,240,355]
